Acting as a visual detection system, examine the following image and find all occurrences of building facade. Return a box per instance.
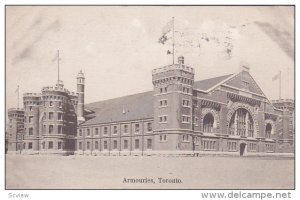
[6,57,295,156]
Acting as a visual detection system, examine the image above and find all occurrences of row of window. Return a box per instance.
[155,76,193,86]
[78,123,153,136]
[78,139,153,150]
[202,140,217,150]
[22,141,63,150]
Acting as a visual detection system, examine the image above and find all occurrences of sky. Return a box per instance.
[6,6,294,111]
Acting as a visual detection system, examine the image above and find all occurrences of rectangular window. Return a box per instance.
[95,141,99,149]
[160,88,163,93]
[58,142,62,149]
[182,115,190,123]
[28,142,32,149]
[227,141,237,151]
[48,141,53,149]
[203,140,217,151]
[87,129,90,136]
[49,125,54,134]
[135,124,140,133]
[113,140,118,149]
[29,127,33,136]
[49,112,54,120]
[86,141,90,150]
[135,139,139,149]
[164,87,167,93]
[159,115,168,123]
[28,116,33,123]
[104,127,108,135]
[113,126,118,134]
[58,125,63,134]
[182,100,190,107]
[58,112,63,121]
[147,139,152,149]
[147,123,152,132]
[159,99,168,107]
[124,140,128,149]
[124,124,128,133]
[104,141,108,149]
[49,101,53,107]
[95,128,99,135]
[159,134,167,141]
[183,135,189,142]
[78,142,82,150]
[79,129,82,136]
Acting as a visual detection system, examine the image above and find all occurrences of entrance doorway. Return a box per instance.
[240,143,246,156]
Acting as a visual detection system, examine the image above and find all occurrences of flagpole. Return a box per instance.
[17,85,19,109]
[279,70,281,99]
[57,50,60,81]
[172,17,175,65]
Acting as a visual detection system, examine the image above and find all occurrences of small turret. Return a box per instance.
[77,70,85,123]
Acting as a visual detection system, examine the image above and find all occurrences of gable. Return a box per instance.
[223,71,265,96]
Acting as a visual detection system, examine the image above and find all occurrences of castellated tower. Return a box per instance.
[38,80,77,155]
[7,108,24,153]
[23,93,40,154]
[77,70,85,123]
[152,56,195,152]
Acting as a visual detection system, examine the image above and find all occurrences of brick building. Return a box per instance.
[6,57,294,156]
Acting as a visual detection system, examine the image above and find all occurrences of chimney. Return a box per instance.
[239,61,250,72]
[178,56,184,65]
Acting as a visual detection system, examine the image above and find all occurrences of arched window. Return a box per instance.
[229,108,254,137]
[203,113,214,133]
[265,123,272,139]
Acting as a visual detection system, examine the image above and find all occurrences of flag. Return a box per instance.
[158,34,168,44]
[272,71,281,81]
[158,18,174,45]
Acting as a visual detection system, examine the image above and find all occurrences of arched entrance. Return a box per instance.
[240,143,246,156]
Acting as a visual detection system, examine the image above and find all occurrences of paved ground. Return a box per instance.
[5,155,294,189]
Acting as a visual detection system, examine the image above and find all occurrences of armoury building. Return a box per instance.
[6,56,294,156]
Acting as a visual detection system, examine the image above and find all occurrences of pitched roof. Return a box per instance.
[81,91,154,126]
[193,74,234,91]
[80,73,234,126]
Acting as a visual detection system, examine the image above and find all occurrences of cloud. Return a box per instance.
[255,21,294,59]
[11,19,61,65]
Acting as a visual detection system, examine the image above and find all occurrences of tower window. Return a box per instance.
[58,112,63,121]
[49,112,54,120]
[29,127,33,136]
[49,101,53,107]
[28,116,33,123]
[58,125,63,134]
[87,128,90,136]
[49,125,54,134]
